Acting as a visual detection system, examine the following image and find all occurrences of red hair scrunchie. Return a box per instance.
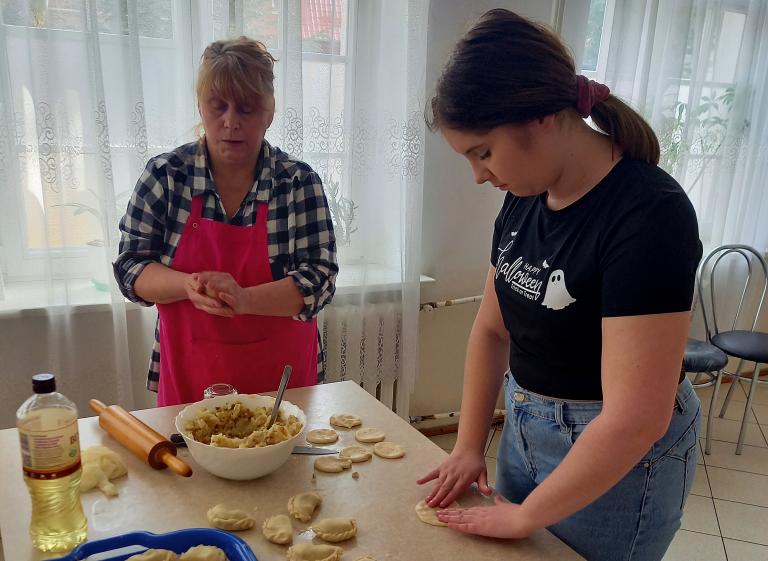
[575,75,610,118]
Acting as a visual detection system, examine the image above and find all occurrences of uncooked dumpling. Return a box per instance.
[179,545,228,561]
[126,550,178,561]
[206,504,255,531]
[312,517,358,542]
[339,446,372,463]
[287,543,343,561]
[314,456,352,473]
[306,429,338,444]
[355,428,385,443]
[414,499,460,527]
[329,414,362,428]
[288,491,323,522]
[354,557,377,561]
[262,514,293,545]
[373,441,405,459]
[80,446,128,496]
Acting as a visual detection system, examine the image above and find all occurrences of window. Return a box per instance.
[0,0,357,286]
[0,0,194,283]
[580,0,614,81]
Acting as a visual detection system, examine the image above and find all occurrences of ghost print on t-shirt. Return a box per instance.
[541,269,576,310]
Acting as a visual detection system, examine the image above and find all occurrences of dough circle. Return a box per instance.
[354,428,385,443]
[373,441,405,459]
[339,446,372,463]
[414,499,460,527]
[314,456,353,473]
[329,414,362,429]
[306,429,339,444]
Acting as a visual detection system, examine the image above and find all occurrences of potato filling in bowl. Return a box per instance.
[184,401,303,448]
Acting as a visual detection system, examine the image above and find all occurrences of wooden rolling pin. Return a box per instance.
[90,399,192,477]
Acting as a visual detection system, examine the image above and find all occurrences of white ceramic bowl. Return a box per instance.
[174,394,306,480]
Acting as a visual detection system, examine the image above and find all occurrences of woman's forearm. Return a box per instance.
[134,262,191,304]
[454,325,510,455]
[519,413,660,530]
[243,277,306,317]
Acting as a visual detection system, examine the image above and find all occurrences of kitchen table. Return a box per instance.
[0,381,584,560]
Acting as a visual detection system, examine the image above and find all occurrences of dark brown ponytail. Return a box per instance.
[428,8,660,164]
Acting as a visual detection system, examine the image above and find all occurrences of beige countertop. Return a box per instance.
[0,381,583,561]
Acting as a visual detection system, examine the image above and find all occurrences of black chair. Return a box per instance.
[696,245,768,455]
[683,338,728,389]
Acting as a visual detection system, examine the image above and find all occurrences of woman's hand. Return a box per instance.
[194,271,251,316]
[183,272,234,317]
[436,495,536,539]
[417,448,493,508]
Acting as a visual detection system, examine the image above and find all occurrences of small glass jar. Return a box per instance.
[203,383,237,399]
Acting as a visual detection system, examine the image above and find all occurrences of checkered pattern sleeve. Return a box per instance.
[286,171,338,321]
[113,158,170,306]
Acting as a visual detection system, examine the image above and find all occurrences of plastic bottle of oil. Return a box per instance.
[16,373,87,552]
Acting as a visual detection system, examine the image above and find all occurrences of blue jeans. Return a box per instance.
[497,374,701,561]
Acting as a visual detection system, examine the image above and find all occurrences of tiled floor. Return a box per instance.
[428,380,768,561]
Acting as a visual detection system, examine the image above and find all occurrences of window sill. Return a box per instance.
[0,265,435,316]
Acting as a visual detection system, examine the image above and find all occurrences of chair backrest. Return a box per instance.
[697,244,768,340]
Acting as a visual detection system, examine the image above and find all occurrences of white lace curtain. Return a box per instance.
[595,0,768,336]
[0,0,427,423]
[599,0,768,253]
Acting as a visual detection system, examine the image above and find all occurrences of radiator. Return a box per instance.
[320,301,403,412]
[320,296,484,417]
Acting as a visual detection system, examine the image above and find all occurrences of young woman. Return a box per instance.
[114,37,337,406]
[417,10,702,561]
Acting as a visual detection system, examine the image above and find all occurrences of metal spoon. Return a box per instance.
[267,365,293,429]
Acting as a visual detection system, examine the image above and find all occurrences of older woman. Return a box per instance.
[114,37,338,406]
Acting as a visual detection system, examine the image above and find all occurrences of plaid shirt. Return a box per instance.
[113,139,338,391]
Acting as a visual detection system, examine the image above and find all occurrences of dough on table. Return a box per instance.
[179,545,229,561]
[80,445,128,496]
[126,550,178,561]
[287,543,343,561]
[354,557,377,561]
[354,428,385,443]
[288,491,323,522]
[414,499,460,527]
[329,414,362,429]
[206,504,255,531]
[373,441,405,459]
[314,456,353,473]
[312,517,358,543]
[339,446,372,463]
[306,429,339,445]
[262,513,293,545]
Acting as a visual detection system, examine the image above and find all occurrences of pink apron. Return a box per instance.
[156,195,318,406]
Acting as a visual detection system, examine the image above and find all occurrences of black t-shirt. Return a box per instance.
[490,158,702,400]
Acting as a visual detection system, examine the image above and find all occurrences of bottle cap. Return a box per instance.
[32,373,56,394]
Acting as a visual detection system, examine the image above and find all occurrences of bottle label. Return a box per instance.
[18,413,81,480]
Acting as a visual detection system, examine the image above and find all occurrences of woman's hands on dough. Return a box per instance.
[189,271,251,316]
[417,448,492,508]
[436,495,535,539]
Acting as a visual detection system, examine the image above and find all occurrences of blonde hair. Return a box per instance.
[196,36,276,109]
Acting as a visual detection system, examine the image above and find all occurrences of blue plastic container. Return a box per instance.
[48,528,259,561]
